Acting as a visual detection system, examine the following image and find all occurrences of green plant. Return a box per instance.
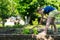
[13,24,24,28]
[33,28,38,34]
[22,29,30,34]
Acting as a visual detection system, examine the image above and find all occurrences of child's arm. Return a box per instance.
[40,13,44,24]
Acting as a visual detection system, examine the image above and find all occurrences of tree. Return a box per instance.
[0,0,10,26]
[16,0,39,24]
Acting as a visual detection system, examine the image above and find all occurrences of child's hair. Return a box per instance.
[37,7,42,12]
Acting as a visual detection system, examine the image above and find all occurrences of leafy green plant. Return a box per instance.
[32,18,38,25]
[22,29,30,34]
[33,28,38,34]
[12,24,24,28]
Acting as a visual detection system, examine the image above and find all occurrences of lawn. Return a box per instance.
[0,24,60,34]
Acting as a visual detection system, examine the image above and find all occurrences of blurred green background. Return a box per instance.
[0,0,60,34]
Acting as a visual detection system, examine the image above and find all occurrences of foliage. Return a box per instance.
[1,0,60,19]
[33,28,38,34]
[32,18,38,25]
[22,29,30,34]
[0,0,60,25]
[13,24,24,28]
[0,0,10,19]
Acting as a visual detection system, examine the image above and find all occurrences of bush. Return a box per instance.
[33,28,38,34]
[13,24,24,28]
[22,29,30,34]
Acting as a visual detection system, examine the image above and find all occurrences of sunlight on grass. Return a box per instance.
[24,24,60,30]
[24,25,37,29]
[0,24,3,27]
[24,25,45,29]
[56,24,60,28]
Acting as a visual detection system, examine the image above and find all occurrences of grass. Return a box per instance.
[0,23,60,29]
[0,24,60,34]
[56,24,60,28]
[0,24,3,27]
[23,24,60,30]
